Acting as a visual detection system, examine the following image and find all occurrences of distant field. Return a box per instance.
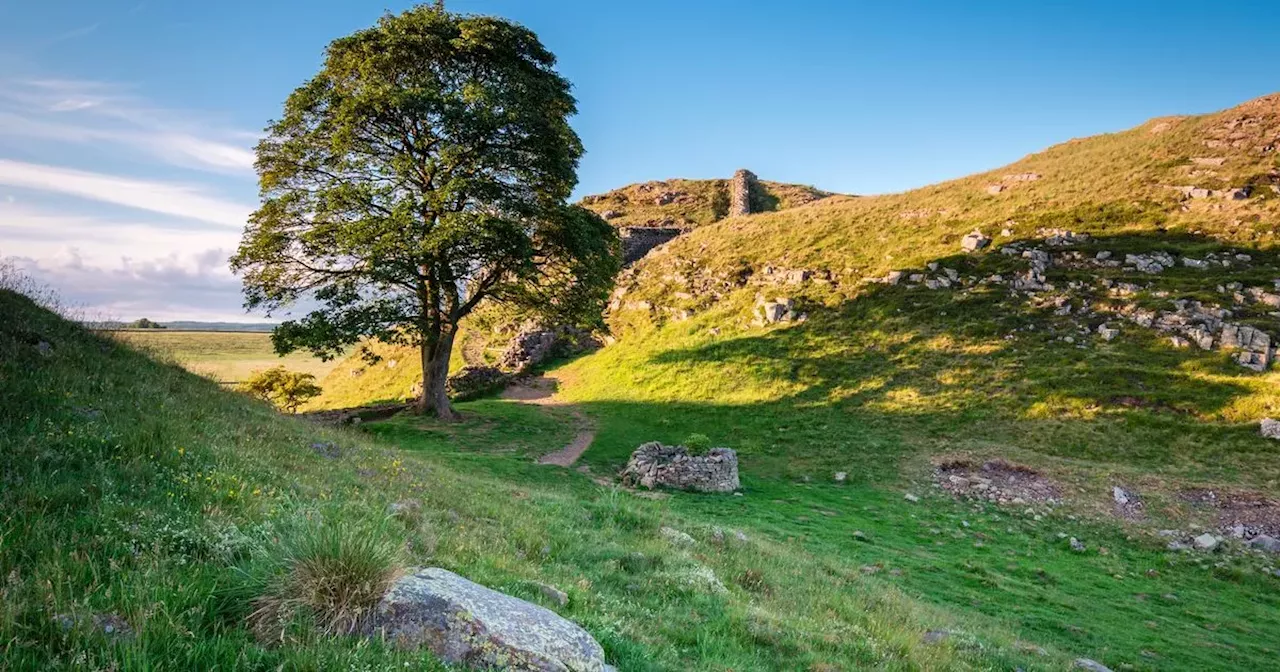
[110,330,343,384]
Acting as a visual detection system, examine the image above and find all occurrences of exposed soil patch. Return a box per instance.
[501,376,597,467]
[1180,488,1280,538]
[935,459,1062,505]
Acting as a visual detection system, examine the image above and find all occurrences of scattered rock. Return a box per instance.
[1070,537,1086,553]
[936,459,1060,505]
[1248,535,1280,553]
[310,441,342,459]
[960,231,991,252]
[922,629,950,645]
[754,296,799,325]
[985,184,1005,195]
[1261,418,1280,440]
[1074,659,1113,672]
[833,471,847,483]
[368,568,610,671]
[904,493,920,503]
[619,442,740,493]
[1193,533,1220,551]
[387,499,423,523]
[660,526,696,547]
[534,582,569,608]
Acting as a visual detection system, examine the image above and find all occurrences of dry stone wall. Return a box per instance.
[619,442,740,493]
[619,227,683,265]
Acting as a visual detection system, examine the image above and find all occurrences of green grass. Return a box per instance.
[2,288,1073,670]
[111,330,343,385]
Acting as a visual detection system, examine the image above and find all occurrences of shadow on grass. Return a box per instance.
[580,231,1280,484]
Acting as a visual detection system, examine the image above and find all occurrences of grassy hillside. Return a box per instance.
[264,95,1280,671]
[1,287,1095,670]
[614,96,1280,305]
[580,177,831,229]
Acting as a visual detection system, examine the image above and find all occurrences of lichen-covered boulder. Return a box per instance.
[369,568,611,671]
[619,442,740,493]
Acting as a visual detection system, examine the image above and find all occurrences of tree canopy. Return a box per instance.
[231,4,619,418]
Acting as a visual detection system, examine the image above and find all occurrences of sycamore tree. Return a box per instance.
[231,5,619,419]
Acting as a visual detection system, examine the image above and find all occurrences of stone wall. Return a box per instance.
[729,169,757,217]
[619,442,740,493]
[620,226,683,265]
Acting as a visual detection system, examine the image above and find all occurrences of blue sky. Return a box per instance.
[1,0,1277,320]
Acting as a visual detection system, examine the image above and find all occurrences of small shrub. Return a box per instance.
[682,433,712,454]
[248,522,403,642]
[238,366,322,413]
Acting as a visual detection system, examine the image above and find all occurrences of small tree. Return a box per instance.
[231,4,619,420]
[239,366,322,413]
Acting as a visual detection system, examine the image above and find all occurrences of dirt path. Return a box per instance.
[500,376,596,467]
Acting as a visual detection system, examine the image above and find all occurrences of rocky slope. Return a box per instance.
[607,94,1280,359]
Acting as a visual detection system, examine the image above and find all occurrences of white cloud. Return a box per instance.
[0,159,252,227]
[0,75,261,318]
[9,250,255,322]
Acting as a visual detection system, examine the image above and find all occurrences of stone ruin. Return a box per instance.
[619,226,683,265]
[729,169,757,217]
[619,442,740,493]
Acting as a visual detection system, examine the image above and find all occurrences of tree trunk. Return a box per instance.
[417,326,459,420]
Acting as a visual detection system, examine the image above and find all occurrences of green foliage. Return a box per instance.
[681,432,712,453]
[125,318,166,329]
[231,3,619,418]
[238,366,322,413]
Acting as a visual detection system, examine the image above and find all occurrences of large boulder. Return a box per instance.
[619,442,740,493]
[369,568,612,671]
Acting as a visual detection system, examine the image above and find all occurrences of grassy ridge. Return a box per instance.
[580,177,831,229]
[111,330,343,385]
[0,288,1072,670]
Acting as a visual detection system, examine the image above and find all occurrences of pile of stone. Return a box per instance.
[499,324,599,374]
[619,442,740,493]
[1110,299,1273,371]
[1124,251,1176,274]
[934,459,1061,505]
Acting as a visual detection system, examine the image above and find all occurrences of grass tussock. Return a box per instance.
[247,523,404,643]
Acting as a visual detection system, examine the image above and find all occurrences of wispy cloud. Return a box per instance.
[0,73,259,319]
[0,159,252,227]
[0,78,257,173]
